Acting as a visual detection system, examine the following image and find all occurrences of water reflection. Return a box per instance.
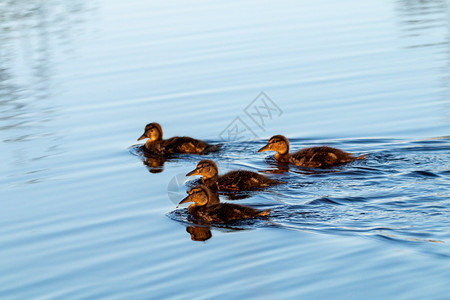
[133,146,224,174]
[142,154,167,173]
[0,0,95,185]
[185,223,251,242]
[129,143,172,173]
[186,225,212,241]
[395,0,450,106]
[396,0,448,42]
[131,145,185,173]
[0,0,93,123]
[174,213,250,242]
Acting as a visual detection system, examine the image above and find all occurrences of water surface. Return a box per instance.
[1,0,449,298]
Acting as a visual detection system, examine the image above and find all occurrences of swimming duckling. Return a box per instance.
[178,185,270,224]
[186,159,282,192]
[258,135,366,168]
[137,122,218,155]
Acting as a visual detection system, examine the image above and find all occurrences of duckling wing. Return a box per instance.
[291,146,356,167]
[200,203,268,223]
[218,170,280,191]
[163,136,209,154]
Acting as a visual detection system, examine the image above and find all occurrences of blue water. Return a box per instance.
[1,0,449,298]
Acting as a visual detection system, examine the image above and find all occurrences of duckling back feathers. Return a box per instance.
[290,146,365,168]
[190,203,270,224]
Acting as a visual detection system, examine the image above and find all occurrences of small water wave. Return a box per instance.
[129,142,225,173]
[163,137,450,257]
[307,197,343,206]
[406,170,440,178]
[2,0,450,297]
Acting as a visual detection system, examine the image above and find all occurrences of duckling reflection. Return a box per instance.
[137,122,219,155]
[142,155,166,173]
[186,160,283,194]
[186,225,212,241]
[259,135,367,168]
[178,185,270,224]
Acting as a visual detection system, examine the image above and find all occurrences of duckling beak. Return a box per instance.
[258,144,270,152]
[177,195,193,208]
[137,132,147,141]
[186,168,199,176]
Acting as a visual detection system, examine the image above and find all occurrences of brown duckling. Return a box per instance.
[186,159,282,192]
[178,185,270,224]
[258,135,366,168]
[137,122,218,155]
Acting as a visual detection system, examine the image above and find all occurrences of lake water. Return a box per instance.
[1,0,450,298]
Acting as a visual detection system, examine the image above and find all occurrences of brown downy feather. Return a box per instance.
[138,122,218,155]
[187,160,283,192]
[192,203,271,224]
[179,185,271,224]
[163,137,217,155]
[259,135,367,168]
[217,170,281,191]
[290,146,359,168]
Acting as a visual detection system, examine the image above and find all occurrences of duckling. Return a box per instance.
[258,135,366,168]
[186,159,282,192]
[178,185,270,224]
[137,122,218,155]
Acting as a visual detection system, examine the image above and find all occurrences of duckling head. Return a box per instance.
[178,185,211,207]
[186,160,218,179]
[258,135,289,155]
[137,122,163,142]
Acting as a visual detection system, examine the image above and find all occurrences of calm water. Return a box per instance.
[1,0,450,298]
